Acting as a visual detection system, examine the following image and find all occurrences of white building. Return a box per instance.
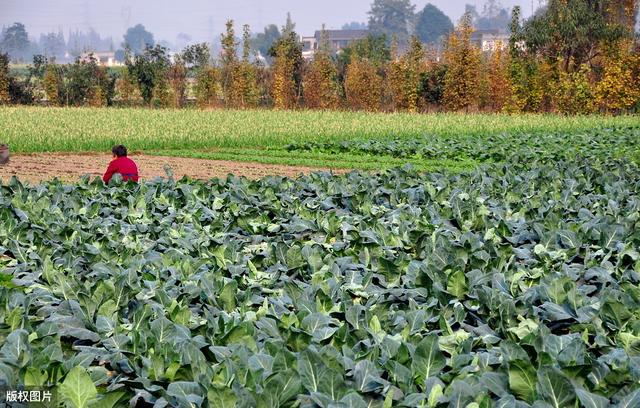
[301,29,369,60]
[79,51,123,67]
[471,30,511,52]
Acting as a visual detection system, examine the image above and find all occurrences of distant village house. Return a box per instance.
[470,29,511,52]
[302,29,369,60]
[79,51,123,67]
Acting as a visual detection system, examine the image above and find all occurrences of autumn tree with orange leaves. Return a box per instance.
[303,27,342,110]
[443,13,481,111]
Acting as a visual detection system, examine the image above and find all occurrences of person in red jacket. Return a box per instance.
[103,145,139,183]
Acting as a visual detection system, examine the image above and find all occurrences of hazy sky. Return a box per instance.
[1,0,536,44]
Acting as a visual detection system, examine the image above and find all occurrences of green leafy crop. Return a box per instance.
[1,156,640,406]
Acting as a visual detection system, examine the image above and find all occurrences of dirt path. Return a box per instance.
[0,153,348,184]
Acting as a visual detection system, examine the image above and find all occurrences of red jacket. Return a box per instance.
[103,156,139,183]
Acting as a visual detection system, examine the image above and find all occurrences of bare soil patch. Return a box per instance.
[0,153,348,184]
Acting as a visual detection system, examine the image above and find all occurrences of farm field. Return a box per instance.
[0,153,349,185]
[1,107,639,177]
[3,107,638,154]
[1,107,640,406]
[2,154,640,406]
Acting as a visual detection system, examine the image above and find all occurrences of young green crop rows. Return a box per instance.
[1,107,638,153]
[1,154,640,406]
[285,127,640,163]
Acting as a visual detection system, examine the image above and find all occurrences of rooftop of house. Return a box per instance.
[80,51,115,58]
[471,29,510,38]
[313,29,369,41]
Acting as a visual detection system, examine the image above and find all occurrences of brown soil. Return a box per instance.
[0,153,348,184]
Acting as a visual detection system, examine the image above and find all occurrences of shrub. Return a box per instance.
[42,64,62,106]
[194,66,221,108]
[595,40,640,113]
[553,63,595,115]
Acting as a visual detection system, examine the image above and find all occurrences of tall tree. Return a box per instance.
[284,12,296,35]
[443,13,482,111]
[416,4,454,44]
[506,6,545,112]
[168,56,187,108]
[43,63,63,106]
[220,20,239,106]
[123,24,155,55]
[126,45,169,104]
[368,0,416,46]
[476,0,511,31]
[338,34,391,69]
[481,45,511,111]
[194,66,221,108]
[252,24,281,62]
[181,43,211,71]
[388,36,426,112]
[303,26,341,109]
[39,31,65,59]
[345,57,383,111]
[270,30,302,109]
[522,0,627,71]
[0,23,30,62]
[231,25,259,108]
[342,22,368,30]
[336,34,389,93]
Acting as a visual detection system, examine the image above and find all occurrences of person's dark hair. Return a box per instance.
[112,145,127,157]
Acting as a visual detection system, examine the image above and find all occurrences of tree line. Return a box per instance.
[1,1,639,114]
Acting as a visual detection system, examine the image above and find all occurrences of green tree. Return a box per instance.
[252,24,281,63]
[419,64,448,107]
[368,0,416,46]
[388,36,426,112]
[475,0,511,31]
[181,43,211,71]
[339,34,391,69]
[0,23,30,62]
[152,74,173,108]
[39,30,66,59]
[194,66,221,108]
[6,54,45,104]
[522,0,626,71]
[342,22,368,30]
[43,63,63,106]
[126,45,170,104]
[221,20,239,106]
[270,30,303,109]
[416,4,454,44]
[284,12,296,34]
[443,13,482,111]
[232,24,260,108]
[123,24,155,55]
[506,6,545,112]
